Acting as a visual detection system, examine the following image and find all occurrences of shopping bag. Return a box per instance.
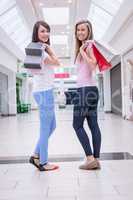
[25,42,43,56]
[84,41,112,71]
[24,42,43,69]
[92,43,112,71]
[24,55,42,69]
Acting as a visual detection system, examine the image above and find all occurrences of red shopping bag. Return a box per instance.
[92,43,112,71]
[84,41,112,71]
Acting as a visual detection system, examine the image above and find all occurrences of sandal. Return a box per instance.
[29,156,40,169]
[39,163,59,171]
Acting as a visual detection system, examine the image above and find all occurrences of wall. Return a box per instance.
[103,55,121,112]
[0,45,17,115]
[121,48,133,119]
[0,45,17,73]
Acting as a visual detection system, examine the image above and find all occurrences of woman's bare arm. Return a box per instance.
[42,45,61,66]
[44,54,61,66]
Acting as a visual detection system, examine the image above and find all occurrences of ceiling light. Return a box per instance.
[39,2,44,7]
[43,7,69,25]
[68,0,72,3]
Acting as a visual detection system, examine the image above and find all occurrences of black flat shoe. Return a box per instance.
[29,156,40,169]
[38,163,59,171]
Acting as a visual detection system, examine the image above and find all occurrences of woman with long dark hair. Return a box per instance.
[73,20,101,170]
[29,21,60,171]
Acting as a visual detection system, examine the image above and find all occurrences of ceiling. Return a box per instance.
[1,0,133,63]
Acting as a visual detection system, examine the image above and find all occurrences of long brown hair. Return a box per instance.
[32,20,50,45]
[75,20,93,62]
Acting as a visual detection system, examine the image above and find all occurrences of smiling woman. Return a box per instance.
[32,21,50,44]
[74,20,93,63]
[32,21,60,66]
[29,20,61,171]
[72,19,102,170]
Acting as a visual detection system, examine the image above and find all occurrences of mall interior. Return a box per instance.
[0,0,133,199]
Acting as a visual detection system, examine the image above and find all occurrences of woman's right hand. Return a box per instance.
[45,44,55,56]
[42,43,47,51]
[42,43,62,66]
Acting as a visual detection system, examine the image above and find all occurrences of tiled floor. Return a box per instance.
[0,106,133,199]
[0,161,133,199]
[0,106,133,157]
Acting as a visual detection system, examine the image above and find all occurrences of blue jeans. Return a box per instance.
[73,86,101,158]
[33,89,56,164]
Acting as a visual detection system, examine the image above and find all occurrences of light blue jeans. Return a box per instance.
[33,89,56,165]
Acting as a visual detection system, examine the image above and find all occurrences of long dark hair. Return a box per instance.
[32,20,50,45]
[75,20,93,62]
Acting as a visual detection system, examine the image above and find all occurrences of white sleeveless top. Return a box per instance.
[28,51,54,92]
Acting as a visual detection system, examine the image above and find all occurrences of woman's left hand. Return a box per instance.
[80,44,89,57]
